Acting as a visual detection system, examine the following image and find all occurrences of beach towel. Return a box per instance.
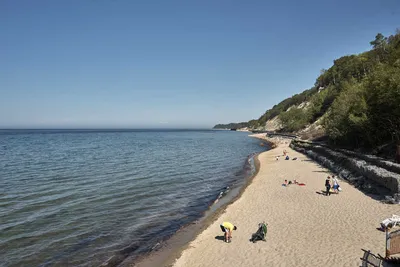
[298,183,306,186]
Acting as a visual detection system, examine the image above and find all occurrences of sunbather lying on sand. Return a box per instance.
[293,180,306,186]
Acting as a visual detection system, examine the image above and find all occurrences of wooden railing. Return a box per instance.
[386,229,400,258]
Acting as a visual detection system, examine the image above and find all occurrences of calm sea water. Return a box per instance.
[0,130,266,267]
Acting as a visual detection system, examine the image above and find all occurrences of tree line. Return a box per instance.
[219,30,400,158]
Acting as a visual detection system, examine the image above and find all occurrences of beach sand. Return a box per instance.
[172,134,399,267]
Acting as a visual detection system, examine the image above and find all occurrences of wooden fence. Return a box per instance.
[386,229,400,258]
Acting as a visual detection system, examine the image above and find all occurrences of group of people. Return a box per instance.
[283,179,292,186]
[276,150,294,161]
[325,175,340,196]
[283,179,305,186]
[220,153,343,244]
[278,150,340,196]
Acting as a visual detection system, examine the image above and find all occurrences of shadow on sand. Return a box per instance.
[214,236,225,242]
[359,249,400,267]
[312,170,331,173]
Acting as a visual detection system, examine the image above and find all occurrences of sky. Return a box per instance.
[1,0,399,128]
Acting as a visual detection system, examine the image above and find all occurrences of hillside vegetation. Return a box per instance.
[216,30,400,155]
[213,122,250,129]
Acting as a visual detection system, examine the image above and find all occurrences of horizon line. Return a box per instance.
[0,127,216,130]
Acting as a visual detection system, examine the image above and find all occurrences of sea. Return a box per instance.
[0,129,268,267]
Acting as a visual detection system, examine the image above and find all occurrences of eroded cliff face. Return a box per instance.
[290,139,400,204]
[258,102,307,132]
[264,116,283,132]
[259,101,325,139]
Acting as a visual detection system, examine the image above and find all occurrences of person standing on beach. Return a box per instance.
[325,176,332,196]
[220,222,237,243]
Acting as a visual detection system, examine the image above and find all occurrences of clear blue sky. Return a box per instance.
[1,0,399,128]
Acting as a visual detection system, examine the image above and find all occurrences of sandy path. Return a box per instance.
[172,139,398,267]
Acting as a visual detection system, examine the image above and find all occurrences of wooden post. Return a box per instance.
[386,228,389,259]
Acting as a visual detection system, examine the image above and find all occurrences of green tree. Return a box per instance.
[324,81,368,146]
[370,33,387,49]
[307,88,329,121]
[364,65,400,146]
[217,29,400,160]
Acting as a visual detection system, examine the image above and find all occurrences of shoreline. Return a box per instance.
[170,134,399,267]
[127,144,268,267]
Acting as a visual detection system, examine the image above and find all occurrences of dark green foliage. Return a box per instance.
[213,122,249,129]
[215,30,400,154]
[248,119,259,128]
[266,30,399,150]
[362,65,400,145]
[256,87,317,126]
[370,33,386,49]
[279,107,311,132]
[324,81,368,146]
[307,88,330,122]
[323,31,400,148]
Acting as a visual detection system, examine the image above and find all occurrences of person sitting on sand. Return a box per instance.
[325,176,332,196]
[283,180,293,186]
[220,222,237,243]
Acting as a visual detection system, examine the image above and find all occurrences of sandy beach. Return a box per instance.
[172,134,399,267]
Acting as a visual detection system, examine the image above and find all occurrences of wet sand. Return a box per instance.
[171,134,399,267]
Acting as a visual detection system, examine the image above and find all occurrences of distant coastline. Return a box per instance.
[0,128,218,135]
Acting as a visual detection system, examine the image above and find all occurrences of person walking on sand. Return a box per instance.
[332,175,339,194]
[220,222,237,243]
[325,176,332,196]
